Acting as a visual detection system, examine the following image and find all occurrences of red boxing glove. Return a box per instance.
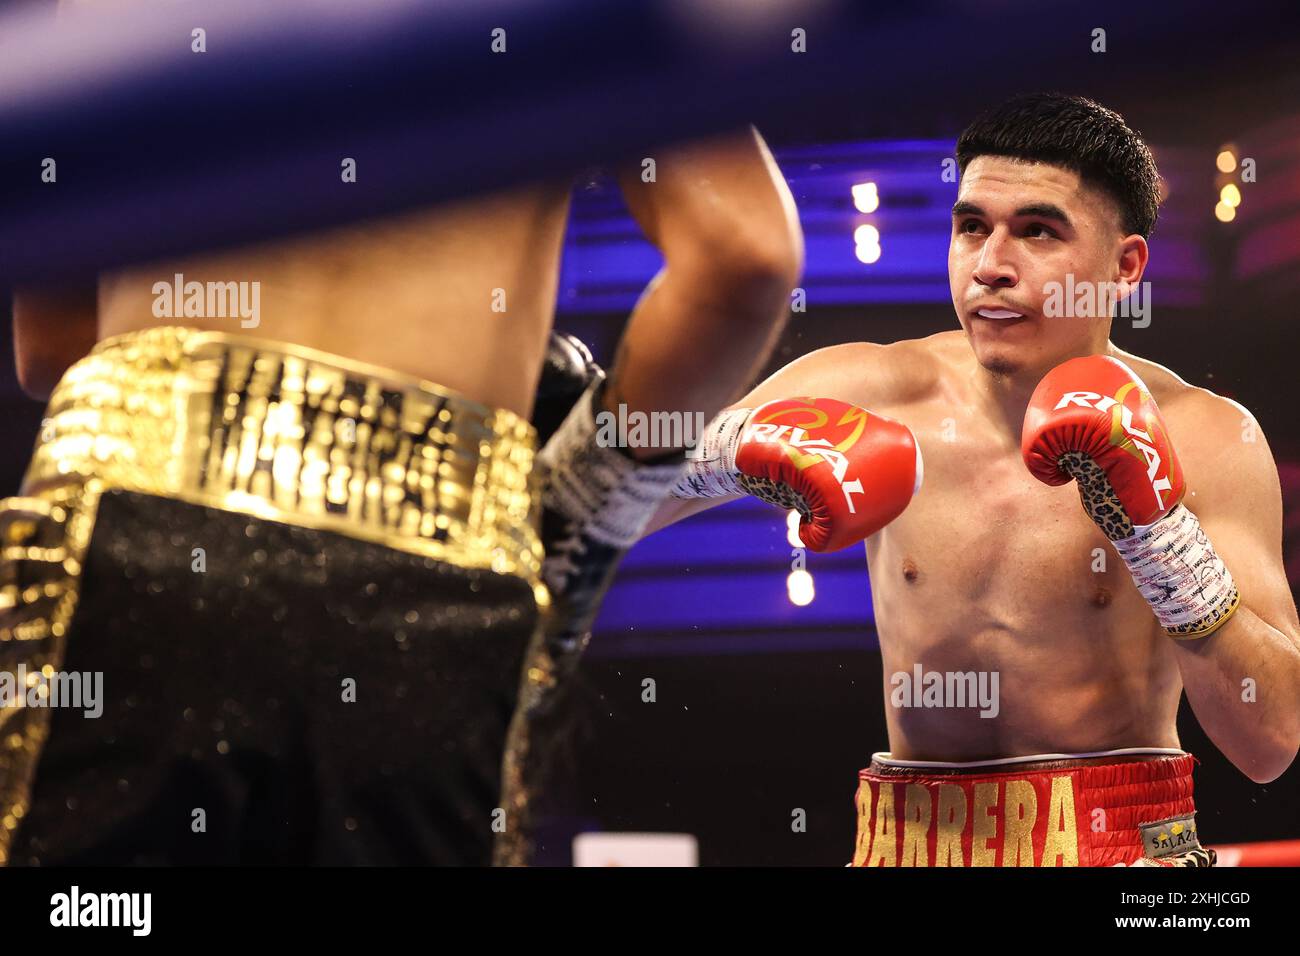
[1021,355,1184,539]
[1022,355,1239,638]
[675,396,922,552]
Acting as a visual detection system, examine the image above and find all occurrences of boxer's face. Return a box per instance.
[949,155,1144,378]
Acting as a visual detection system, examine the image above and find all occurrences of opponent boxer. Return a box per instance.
[652,93,1300,866]
[2,104,800,864]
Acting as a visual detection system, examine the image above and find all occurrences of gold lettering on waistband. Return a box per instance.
[1041,775,1079,867]
[901,784,932,867]
[971,782,999,866]
[20,327,545,594]
[935,784,966,867]
[866,783,897,867]
[1003,779,1037,867]
[852,783,874,867]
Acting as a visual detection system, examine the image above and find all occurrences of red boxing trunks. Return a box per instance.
[851,748,1215,867]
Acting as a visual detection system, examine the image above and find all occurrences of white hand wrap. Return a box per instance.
[669,407,752,499]
[1112,504,1240,639]
[540,383,687,549]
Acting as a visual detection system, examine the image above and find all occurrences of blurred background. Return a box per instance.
[2,0,1299,864]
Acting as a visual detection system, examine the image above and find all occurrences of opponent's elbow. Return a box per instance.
[711,213,804,295]
[669,223,803,322]
[734,215,803,285]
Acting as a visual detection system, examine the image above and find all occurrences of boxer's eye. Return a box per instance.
[1025,222,1058,239]
[957,219,985,235]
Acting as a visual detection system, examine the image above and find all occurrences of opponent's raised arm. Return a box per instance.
[500,131,805,861]
[535,127,804,622]
[607,125,803,448]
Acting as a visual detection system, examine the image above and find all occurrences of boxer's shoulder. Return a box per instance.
[1111,349,1275,504]
[1107,348,1194,402]
[1111,348,1257,437]
[842,332,948,405]
[878,330,969,409]
[760,335,941,411]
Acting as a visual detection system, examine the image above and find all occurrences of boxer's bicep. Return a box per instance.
[1183,396,1300,644]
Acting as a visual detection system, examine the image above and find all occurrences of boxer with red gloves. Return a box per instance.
[649,92,1300,867]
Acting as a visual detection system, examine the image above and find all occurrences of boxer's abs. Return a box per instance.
[863,409,1185,761]
[96,183,573,418]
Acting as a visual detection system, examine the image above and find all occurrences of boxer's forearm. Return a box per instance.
[1174,606,1300,783]
[641,492,742,539]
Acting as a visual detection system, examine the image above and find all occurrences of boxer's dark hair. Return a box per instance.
[956,92,1161,238]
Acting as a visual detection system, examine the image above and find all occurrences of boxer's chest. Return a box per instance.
[865,415,1139,622]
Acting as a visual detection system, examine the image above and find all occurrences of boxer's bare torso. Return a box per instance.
[96,184,574,418]
[647,328,1257,762]
[817,331,1227,760]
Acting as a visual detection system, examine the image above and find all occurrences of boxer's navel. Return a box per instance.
[1091,586,1112,608]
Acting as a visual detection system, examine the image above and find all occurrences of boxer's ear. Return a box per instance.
[1113,233,1149,300]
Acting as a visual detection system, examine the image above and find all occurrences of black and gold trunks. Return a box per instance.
[0,326,545,864]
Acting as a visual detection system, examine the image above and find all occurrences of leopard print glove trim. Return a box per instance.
[736,474,813,522]
[1059,450,1134,541]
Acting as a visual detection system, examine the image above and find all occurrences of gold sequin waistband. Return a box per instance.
[18,325,545,592]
